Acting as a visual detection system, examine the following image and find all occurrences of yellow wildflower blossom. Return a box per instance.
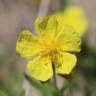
[52,6,88,37]
[16,7,87,81]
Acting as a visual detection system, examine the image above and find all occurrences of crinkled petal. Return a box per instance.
[27,56,53,81]
[55,52,77,74]
[52,12,65,31]
[56,25,81,52]
[16,29,40,58]
[35,16,58,38]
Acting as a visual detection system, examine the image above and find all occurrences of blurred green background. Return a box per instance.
[0,0,96,96]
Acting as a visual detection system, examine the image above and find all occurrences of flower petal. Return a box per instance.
[56,25,81,52]
[53,6,88,37]
[27,56,53,81]
[63,6,88,36]
[55,52,77,74]
[16,29,40,58]
[35,16,57,38]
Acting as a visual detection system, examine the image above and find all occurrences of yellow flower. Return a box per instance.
[16,6,87,81]
[52,6,88,37]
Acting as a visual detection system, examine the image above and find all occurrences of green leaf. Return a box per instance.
[0,89,7,96]
[24,74,44,92]
[24,74,56,94]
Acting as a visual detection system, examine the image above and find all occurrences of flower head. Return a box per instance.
[16,6,87,81]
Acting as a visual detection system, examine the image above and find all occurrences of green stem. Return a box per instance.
[52,61,61,96]
[52,61,58,90]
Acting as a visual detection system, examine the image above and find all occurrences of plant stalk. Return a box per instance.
[52,61,58,91]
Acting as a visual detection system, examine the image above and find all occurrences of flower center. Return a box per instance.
[39,38,59,58]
